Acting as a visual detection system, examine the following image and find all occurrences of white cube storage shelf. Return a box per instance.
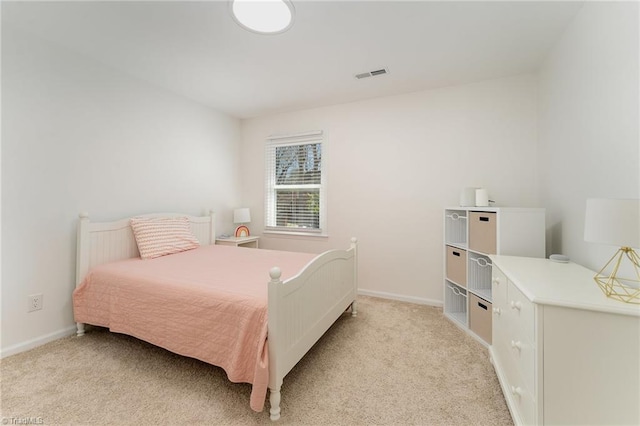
[443,207,545,345]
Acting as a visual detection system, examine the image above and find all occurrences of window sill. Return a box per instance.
[264,230,328,238]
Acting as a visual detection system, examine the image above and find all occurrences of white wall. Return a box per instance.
[240,74,541,305]
[538,1,639,271]
[1,25,242,355]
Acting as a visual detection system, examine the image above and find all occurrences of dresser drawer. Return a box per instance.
[503,333,536,396]
[504,371,536,425]
[494,337,537,425]
[491,266,509,347]
[492,265,508,307]
[506,281,535,342]
[491,304,509,355]
[492,327,512,376]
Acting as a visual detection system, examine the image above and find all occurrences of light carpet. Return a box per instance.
[1,296,512,425]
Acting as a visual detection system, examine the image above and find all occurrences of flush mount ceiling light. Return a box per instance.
[230,0,295,35]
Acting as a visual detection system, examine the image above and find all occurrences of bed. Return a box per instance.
[73,210,358,421]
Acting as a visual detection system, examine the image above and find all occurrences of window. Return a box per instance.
[265,131,326,235]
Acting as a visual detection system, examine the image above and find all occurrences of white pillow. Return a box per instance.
[130,216,200,259]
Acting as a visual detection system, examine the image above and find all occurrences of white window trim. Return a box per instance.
[264,130,327,237]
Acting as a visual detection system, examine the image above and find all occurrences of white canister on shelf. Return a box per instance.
[475,188,489,207]
[460,187,477,207]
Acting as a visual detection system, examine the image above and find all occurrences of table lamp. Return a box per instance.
[584,198,640,304]
[233,208,251,237]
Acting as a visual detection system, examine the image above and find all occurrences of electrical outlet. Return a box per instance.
[28,294,43,312]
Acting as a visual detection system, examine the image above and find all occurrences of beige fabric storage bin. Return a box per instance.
[446,245,467,287]
[469,293,492,344]
[469,211,497,254]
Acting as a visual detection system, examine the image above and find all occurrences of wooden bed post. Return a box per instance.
[268,266,283,421]
[208,210,216,244]
[75,212,90,337]
[350,237,358,317]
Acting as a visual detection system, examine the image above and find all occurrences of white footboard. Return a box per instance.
[267,238,358,420]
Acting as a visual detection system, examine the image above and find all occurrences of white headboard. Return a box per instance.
[75,210,215,287]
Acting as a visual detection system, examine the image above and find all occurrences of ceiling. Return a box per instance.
[2,1,583,119]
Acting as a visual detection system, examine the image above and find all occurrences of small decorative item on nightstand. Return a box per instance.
[584,198,640,304]
[233,208,251,237]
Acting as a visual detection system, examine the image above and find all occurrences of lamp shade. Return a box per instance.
[233,208,251,224]
[584,198,640,248]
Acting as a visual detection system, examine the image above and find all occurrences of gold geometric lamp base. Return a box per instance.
[594,247,640,304]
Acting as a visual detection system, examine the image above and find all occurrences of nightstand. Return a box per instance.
[215,236,260,248]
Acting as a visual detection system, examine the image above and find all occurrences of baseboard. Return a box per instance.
[358,289,443,307]
[0,326,77,359]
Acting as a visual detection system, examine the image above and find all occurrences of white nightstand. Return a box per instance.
[215,236,260,248]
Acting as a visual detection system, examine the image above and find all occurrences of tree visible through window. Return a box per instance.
[265,132,325,233]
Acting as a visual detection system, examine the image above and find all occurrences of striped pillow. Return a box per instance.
[130,216,200,260]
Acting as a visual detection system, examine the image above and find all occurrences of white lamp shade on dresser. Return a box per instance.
[584,198,640,248]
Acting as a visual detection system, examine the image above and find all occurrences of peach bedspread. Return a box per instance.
[73,244,316,411]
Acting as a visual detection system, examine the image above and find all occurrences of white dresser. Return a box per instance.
[490,255,640,426]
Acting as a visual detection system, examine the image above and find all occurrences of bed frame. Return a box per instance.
[75,210,358,421]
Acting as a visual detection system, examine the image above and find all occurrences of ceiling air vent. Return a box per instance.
[355,68,389,79]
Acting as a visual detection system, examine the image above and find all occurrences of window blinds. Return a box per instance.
[265,131,325,233]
